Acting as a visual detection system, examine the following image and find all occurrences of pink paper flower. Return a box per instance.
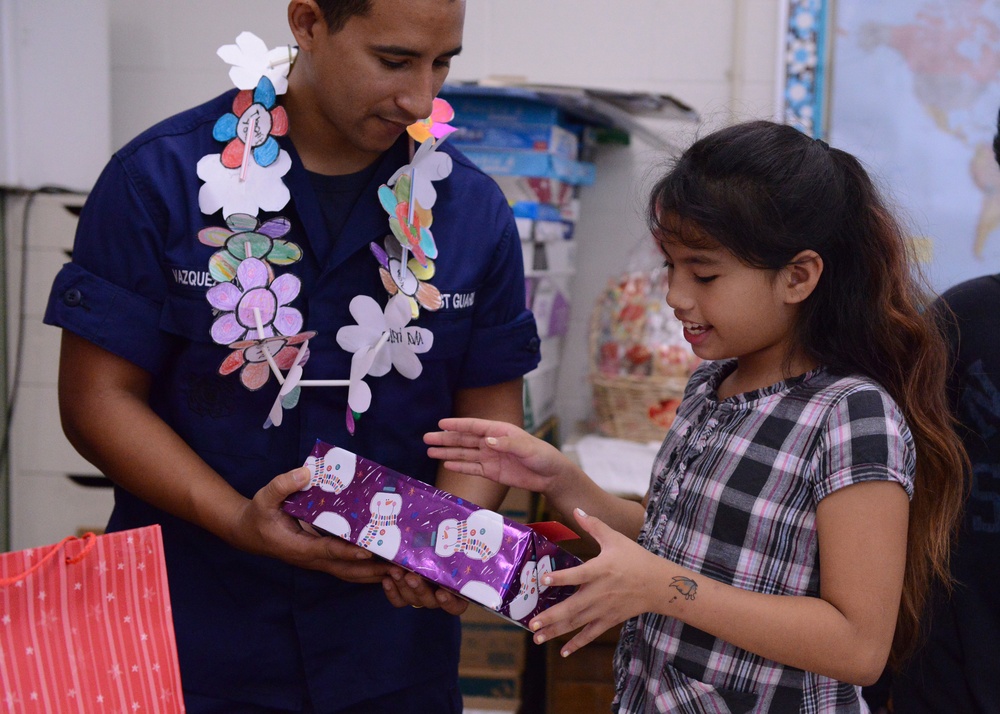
[206,257,303,345]
[407,97,457,143]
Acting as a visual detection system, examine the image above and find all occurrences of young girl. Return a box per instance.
[425,121,968,712]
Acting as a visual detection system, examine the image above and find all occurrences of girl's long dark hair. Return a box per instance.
[648,120,968,667]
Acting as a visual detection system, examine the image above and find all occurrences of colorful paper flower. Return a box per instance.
[217,31,297,95]
[378,173,437,267]
[206,257,303,345]
[198,213,302,282]
[213,76,289,169]
[388,136,453,210]
[218,331,316,390]
[371,238,442,318]
[407,97,457,143]
[197,148,292,216]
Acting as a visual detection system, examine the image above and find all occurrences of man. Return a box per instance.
[889,110,1000,712]
[44,1,540,711]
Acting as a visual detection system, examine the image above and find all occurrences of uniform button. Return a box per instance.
[527,336,541,352]
[63,288,83,307]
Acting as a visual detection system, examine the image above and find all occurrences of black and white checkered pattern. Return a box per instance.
[613,360,915,713]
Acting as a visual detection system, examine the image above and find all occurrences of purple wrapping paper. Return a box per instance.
[282,440,582,628]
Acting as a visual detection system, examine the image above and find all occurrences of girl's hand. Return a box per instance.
[527,508,664,656]
[424,418,572,495]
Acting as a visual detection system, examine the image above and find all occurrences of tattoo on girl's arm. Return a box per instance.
[668,576,698,603]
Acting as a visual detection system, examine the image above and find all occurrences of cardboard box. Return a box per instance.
[460,611,528,671]
[462,696,521,714]
[283,441,582,627]
[459,667,522,701]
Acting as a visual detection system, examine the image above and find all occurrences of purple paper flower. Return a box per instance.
[206,257,302,345]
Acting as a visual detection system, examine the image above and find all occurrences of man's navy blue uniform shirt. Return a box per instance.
[45,90,541,711]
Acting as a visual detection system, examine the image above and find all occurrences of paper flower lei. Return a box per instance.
[198,32,456,433]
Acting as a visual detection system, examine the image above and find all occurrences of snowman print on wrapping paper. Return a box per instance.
[304,447,356,539]
[434,509,504,561]
[358,490,403,560]
[508,555,555,622]
[308,447,356,493]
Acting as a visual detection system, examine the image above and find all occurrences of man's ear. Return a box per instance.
[782,249,823,304]
[288,0,325,50]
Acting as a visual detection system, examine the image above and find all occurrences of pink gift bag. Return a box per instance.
[0,525,185,712]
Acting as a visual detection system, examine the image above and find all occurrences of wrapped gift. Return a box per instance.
[282,440,582,628]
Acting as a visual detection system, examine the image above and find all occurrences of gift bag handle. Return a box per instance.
[0,532,98,586]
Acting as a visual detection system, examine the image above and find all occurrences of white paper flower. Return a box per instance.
[387,138,453,210]
[217,31,298,95]
[337,293,434,394]
[197,149,292,216]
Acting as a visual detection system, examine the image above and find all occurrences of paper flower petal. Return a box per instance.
[258,216,291,238]
[199,226,232,248]
[268,240,303,264]
[273,305,304,336]
[213,113,239,142]
[402,326,433,354]
[385,293,413,329]
[209,252,241,283]
[253,137,281,167]
[241,360,272,390]
[236,257,271,290]
[219,349,244,376]
[348,295,387,331]
[391,345,423,380]
[207,281,243,311]
[270,272,301,305]
[211,312,246,345]
[253,76,277,109]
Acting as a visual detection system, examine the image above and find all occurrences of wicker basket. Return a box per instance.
[591,372,690,443]
[588,269,699,443]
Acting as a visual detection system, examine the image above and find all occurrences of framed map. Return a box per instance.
[824,1,1000,291]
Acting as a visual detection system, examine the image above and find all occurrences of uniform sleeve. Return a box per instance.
[457,212,541,389]
[812,387,916,502]
[43,153,175,375]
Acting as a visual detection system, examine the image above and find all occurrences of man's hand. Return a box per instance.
[381,567,470,615]
[231,466,393,583]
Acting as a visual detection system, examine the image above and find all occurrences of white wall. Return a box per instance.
[107,0,783,439]
[0,1,112,191]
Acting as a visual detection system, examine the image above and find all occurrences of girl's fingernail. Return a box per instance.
[542,576,552,586]
[576,508,587,518]
[561,649,571,658]
[534,634,546,645]
[486,437,498,445]
[530,620,541,631]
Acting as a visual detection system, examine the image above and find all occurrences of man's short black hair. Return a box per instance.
[314,0,372,33]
